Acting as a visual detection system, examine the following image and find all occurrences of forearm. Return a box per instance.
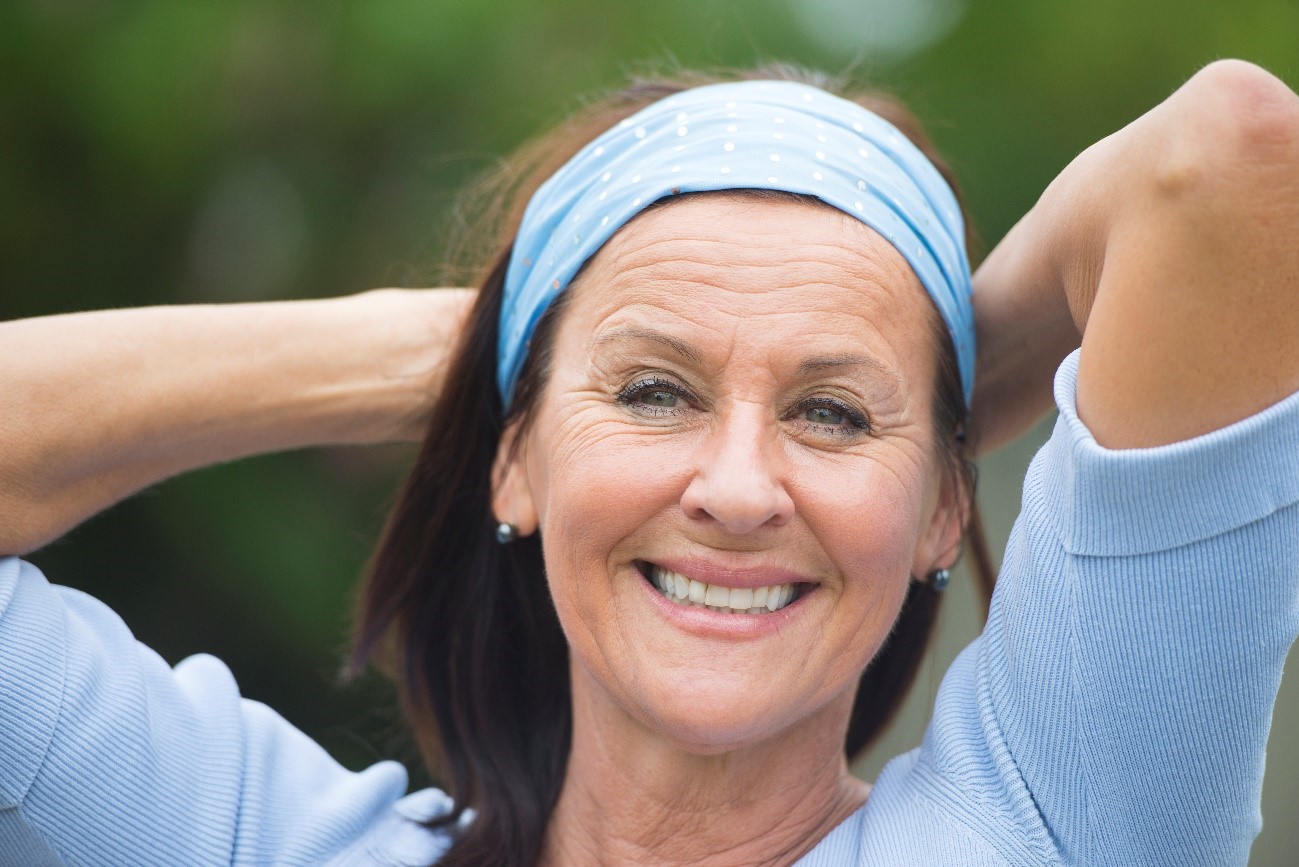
[968,118,1125,454]
[0,288,470,555]
[969,209,1083,454]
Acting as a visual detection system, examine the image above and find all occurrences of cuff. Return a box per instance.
[1041,349,1299,556]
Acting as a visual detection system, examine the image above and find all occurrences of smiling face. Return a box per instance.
[493,193,964,754]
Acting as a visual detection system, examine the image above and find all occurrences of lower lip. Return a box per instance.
[634,567,813,640]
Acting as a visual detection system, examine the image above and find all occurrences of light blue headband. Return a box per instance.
[497,79,975,407]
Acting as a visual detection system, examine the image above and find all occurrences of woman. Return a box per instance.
[1,60,1296,866]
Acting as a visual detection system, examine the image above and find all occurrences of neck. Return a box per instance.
[542,666,871,866]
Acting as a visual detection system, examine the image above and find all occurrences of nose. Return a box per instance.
[680,402,795,534]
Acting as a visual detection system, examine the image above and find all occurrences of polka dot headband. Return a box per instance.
[497,79,975,407]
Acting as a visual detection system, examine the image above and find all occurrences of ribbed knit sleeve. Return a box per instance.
[887,350,1299,866]
[0,557,449,866]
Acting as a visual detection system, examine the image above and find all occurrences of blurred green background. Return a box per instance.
[3,0,1296,862]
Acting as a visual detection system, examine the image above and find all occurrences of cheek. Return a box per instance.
[534,415,696,540]
[527,414,695,630]
[777,446,933,688]
[788,442,931,586]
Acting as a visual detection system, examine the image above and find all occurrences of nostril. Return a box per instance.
[680,473,794,535]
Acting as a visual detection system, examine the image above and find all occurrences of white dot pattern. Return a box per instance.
[499,79,974,406]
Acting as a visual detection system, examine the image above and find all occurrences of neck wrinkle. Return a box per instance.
[541,664,871,866]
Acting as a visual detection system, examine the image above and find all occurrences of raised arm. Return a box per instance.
[0,288,473,556]
[923,60,1299,865]
[971,59,1299,452]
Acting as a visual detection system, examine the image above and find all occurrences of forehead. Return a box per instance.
[563,193,936,357]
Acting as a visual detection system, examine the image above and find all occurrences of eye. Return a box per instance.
[804,405,845,426]
[641,389,679,409]
[616,376,694,417]
[793,396,871,436]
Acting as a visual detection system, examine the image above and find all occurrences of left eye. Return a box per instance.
[794,398,871,435]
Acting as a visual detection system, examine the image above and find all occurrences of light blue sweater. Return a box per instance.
[2,350,1297,866]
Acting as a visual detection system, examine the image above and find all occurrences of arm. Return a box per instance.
[0,287,473,556]
[971,59,1299,452]
[921,60,1299,863]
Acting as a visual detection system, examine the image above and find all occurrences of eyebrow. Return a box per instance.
[795,353,894,379]
[591,327,704,365]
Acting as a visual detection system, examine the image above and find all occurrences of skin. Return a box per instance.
[0,288,472,556]
[492,195,965,865]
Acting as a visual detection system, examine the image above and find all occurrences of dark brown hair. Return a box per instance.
[350,65,994,867]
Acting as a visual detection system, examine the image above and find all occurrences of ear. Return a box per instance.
[911,462,969,579]
[491,420,539,538]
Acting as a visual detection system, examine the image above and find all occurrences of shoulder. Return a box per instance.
[839,739,1047,866]
[0,556,454,865]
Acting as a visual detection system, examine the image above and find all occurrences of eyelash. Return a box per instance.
[614,376,873,436]
[615,376,692,417]
[796,396,873,436]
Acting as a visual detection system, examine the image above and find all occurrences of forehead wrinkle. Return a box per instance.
[578,279,912,383]
[583,233,916,322]
[591,195,908,270]
[580,256,910,326]
[560,195,935,389]
[605,231,903,278]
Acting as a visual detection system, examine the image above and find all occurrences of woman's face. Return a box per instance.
[495,194,963,752]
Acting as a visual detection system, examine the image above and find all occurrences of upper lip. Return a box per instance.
[637,555,816,590]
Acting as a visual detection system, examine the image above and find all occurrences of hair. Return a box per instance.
[350,64,995,867]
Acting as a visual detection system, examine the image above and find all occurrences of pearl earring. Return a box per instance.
[930,568,951,591]
[495,522,519,544]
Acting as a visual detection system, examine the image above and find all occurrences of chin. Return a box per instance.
[628,668,819,755]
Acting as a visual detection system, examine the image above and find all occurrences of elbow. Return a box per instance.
[1190,60,1299,149]
[1156,60,1299,197]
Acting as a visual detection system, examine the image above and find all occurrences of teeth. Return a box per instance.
[767,585,784,611]
[646,565,798,615]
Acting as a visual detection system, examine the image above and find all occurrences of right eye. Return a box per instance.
[615,377,693,417]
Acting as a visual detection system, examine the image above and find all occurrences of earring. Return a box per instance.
[930,568,951,591]
[494,522,519,544]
